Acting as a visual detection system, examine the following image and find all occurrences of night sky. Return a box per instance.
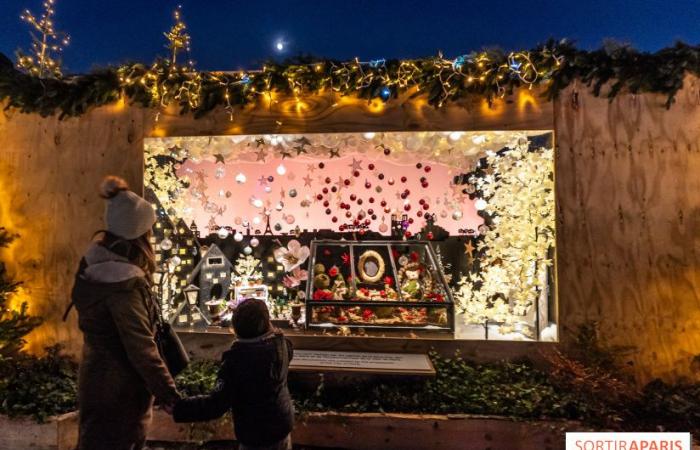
[0,0,698,73]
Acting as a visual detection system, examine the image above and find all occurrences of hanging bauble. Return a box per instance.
[235,172,247,184]
[276,164,287,175]
[274,223,282,231]
[289,189,297,198]
[375,186,382,193]
[379,86,391,101]
[243,246,253,255]
[267,176,274,182]
[160,238,173,251]
[478,224,489,235]
[285,215,295,224]
[474,198,488,210]
[215,167,225,179]
[388,178,395,186]
[452,210,463,220]
[264,186,272,193]
[465,184,476,194]
[250,237,260,248]
[379,223,389,233]
[242,219,250,227]
[217,227,230,239]
[234,217,243,225]
[275,201,284,211]
[233,231,244,242]
[225,191,232,198]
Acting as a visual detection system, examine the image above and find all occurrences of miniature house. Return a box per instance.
[186,244,233,320]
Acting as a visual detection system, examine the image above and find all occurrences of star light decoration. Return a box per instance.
[16,0,70,78]
[454,142,555,338]
[164,5,192,67]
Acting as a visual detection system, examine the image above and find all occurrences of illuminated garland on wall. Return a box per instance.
[1,40,700,119]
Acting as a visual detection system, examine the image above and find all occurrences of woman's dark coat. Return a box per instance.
[71,243,179,450]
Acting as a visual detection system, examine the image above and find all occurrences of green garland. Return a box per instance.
[1,40,699,119]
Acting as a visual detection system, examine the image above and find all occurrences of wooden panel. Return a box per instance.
[148,88,553,137]
[0,104,146,355]
[554,77,700,384]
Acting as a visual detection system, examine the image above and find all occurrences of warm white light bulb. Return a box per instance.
[475,198,488,210]
[235,172,246,184]
[363,132,376,139]
[276,164,286,175]
[449,131,463,141]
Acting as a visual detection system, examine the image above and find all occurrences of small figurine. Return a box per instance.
[331,274,349,300]
[399,262,423,301]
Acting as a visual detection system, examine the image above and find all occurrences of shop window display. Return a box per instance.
[144,130,557,341]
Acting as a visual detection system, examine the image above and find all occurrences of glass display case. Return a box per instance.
[305,240,454,331]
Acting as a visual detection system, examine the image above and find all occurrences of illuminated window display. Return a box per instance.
[145,130,556,341]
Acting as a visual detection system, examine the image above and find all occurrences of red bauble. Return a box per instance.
[323,200,329,207]
[325,208,331,215]
[408,218,414,224]
[419,199,425,205]
[368,208,374,215]
[319,162,325,169]
[365,181,372,189]
[332,216,338,223]
[344,179,351,186]
[384,148,391,155]
[371,214,377,220]
[357,199,363,205]
[400,192,408,200]
[423,203,429,210]
[331,186,338,193]
[378,173,385,180]
[380,200,387,207]
[324,249,331,256]
[316,194,323,200]
[416,163,423,169]
[323,187,329,194]
[369,197,375,203]
[417,211,423,217]
[350,194,357,201]
[325,177,331,183]
[422,182,429,188]
[345,211,352,218]
[424,166,431,173]
[404,204,411,211]
[427,231,434,240]
[364,219,371,225]
[420,176,426,182]
[401,176,407,183]
[368,163,375,170]
[404,231,412,238]
[268,176,274,182]
[388,178,395,186]
[353,170,360,177]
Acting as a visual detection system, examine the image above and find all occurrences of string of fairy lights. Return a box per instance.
[7,1,697,119]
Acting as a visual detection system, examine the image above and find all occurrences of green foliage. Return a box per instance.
[2,40,700,118]
[0,345,77,423]
[0,227,42,362]
[175,359,220,396]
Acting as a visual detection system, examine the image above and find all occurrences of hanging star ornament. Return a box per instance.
[255,137,266,147]
[214,153,226,164]
[303,174,313,187]
[349,158,363,171]
[258,176,268,186]
[255,148,268,162]
[294,145,308,156]
[329,147,341,158]
[279,149,293,159]
[295,136,312,147]
[306,163,317,173]
[464,240,475,258]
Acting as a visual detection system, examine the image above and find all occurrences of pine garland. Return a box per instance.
[1,40,700,119]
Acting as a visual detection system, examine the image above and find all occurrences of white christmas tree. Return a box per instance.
[454,140,555,336]
[233,254,263,285]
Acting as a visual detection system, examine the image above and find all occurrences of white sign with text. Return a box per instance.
[290,350,433,373]
[566,432,692,450]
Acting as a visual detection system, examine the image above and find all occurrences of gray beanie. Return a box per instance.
[100,176,156,240]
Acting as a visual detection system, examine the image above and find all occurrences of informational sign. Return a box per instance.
[290,350,435,375]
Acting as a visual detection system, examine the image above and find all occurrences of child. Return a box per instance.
[173,299,294,450]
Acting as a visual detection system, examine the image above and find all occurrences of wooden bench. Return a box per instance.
[289,349,435,376]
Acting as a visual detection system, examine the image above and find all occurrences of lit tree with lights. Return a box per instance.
[454,142,555,337]
[233,255,263,285]
[164,5,192,67]
[15,0,70,78]
[0,228,42,363]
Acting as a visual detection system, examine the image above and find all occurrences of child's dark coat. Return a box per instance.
[173,332,294,447]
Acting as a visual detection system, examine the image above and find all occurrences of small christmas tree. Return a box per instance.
[0,228,42,363]
[16,0,70,78]
[233,254,263,285]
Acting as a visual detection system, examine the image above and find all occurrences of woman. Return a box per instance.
[70,176,180,450]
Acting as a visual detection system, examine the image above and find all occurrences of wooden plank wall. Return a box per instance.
[554,77,700,383]
[0,103,146,355]
[1,81,698,384]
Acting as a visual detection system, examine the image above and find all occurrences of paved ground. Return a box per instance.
[147,442,342,450]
